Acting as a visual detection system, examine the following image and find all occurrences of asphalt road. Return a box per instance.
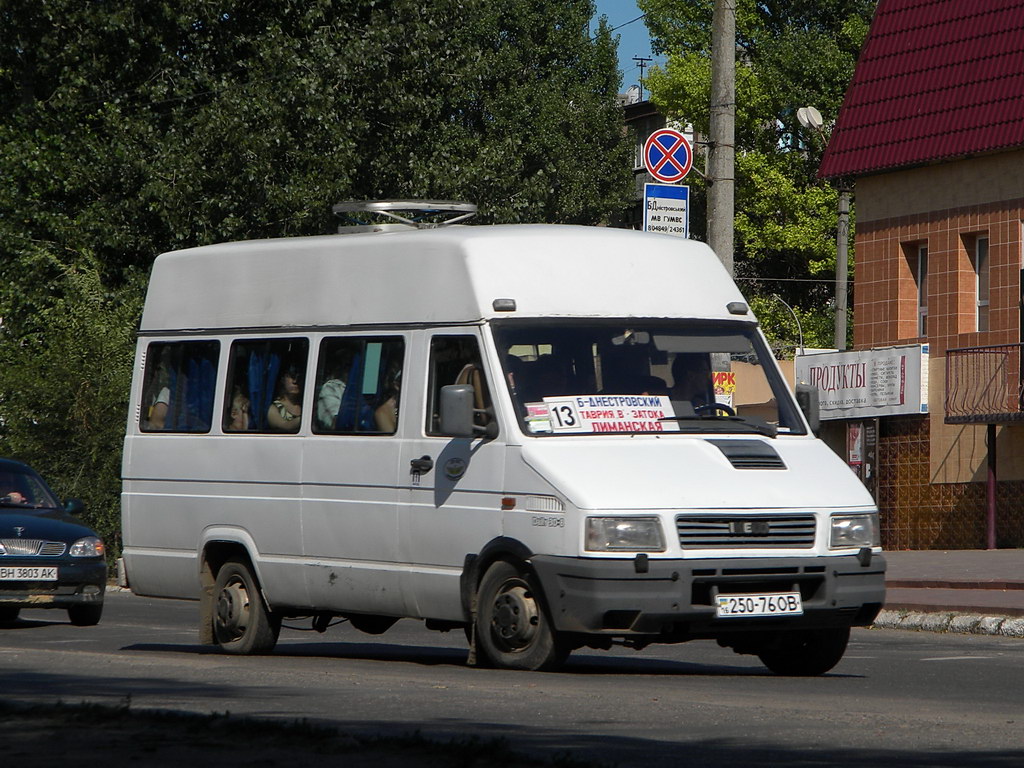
[2,591,1022,767]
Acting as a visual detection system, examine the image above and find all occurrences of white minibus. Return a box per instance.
[121,202,885,674]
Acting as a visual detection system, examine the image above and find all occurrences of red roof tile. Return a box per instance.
[820,0,1024,178]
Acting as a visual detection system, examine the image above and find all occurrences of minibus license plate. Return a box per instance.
[716,592,802,618]
[0,566,58,581]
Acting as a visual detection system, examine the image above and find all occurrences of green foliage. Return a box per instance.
[639,0,874,352]
[0,258,144,550]
[0,0,632,555]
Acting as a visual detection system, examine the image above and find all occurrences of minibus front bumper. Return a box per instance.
[531,553,886,638]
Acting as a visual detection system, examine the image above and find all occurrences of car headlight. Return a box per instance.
[830,514,880,549]
[69,536,105,558]
[586,517,665,552]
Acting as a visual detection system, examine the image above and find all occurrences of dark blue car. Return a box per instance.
[0,458,106,625]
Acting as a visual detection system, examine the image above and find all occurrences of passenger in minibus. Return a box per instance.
[147,386,170,429]
[268,366,303,431]
[316,371,347,431]
[373,362,402,433]
[671,353,714,408]
[601,345,667,395]
[226,388,251,431]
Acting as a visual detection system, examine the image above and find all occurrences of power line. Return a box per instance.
[590,13,647,41]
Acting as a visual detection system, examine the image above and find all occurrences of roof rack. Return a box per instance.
[332,200,477,234]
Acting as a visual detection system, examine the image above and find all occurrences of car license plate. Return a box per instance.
[715,592,802,618]
[0,566,58,581]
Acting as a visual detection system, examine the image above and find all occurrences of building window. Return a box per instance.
[973,236,990,332]
[914,244,928,337]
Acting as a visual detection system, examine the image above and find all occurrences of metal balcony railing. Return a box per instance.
[945,343,1024,424]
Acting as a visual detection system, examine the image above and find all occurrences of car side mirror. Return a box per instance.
[64,498,85,516]
[440,384,498,439]
[440,385,476,437]
[795,383,820,434]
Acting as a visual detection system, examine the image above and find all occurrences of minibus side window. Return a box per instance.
[140,341,220,432]
[312,337,405,434]
[426,336,494,435]
[223,338,309,433]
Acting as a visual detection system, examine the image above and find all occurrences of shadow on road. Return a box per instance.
[0,698,1020,768]
[114,637,864,679]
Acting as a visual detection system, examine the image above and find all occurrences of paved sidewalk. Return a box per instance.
[874,549,1024,637]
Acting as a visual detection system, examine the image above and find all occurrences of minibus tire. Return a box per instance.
[475,560,569,672]
[212,559,281,655]
[67,604,103,626]
[756,626,850,676]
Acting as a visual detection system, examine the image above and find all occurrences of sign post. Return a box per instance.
[642,127,693,238]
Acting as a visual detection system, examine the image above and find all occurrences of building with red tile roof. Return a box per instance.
[817,0,1024,549]
[821,0,1024,179]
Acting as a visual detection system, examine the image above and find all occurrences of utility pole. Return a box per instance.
[835,182,851,350]
[632,56,653,101]
[708,0,735,276]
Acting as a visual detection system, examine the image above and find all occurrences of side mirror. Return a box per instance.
[64,498,85,516]
[440,385,476,437]
[795,383,820,434]
[440,384,499,439]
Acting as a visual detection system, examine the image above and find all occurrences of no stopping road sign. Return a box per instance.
[643,128,693,183]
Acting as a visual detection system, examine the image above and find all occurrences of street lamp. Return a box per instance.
[798,106,850,352]
[772,293,805,357]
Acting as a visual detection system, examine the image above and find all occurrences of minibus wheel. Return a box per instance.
[756,626,850,676]
[475,560,569,671]
[212,559,281,654]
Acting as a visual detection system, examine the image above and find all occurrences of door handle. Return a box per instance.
[410,455,434,473]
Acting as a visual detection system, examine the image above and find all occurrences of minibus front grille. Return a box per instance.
[675,515,816,549]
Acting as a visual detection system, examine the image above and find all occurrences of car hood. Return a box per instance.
[518,435,876,511]
[0,507,96,541]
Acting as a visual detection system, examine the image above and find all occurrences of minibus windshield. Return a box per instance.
[492,320,804,437]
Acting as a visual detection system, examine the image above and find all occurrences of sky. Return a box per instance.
[592,0,666,96]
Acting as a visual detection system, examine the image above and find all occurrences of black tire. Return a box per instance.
[212,559,281,655]
[757,627,850,676]
[475,560,569,671]
[0,607,20,624]
[67,604,103,626]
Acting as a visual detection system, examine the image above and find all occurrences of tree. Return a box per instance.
[0,0,632,548]
[0,259,144,547]
[639,0,874,352]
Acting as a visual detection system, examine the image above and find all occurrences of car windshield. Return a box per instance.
[0,467,61,509]
[492,320,804,437]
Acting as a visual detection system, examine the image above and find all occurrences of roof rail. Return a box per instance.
[332,200,477,234]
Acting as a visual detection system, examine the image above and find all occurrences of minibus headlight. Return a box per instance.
[586,517,665,552]
[69,536,105,558]
[829,514,880,549]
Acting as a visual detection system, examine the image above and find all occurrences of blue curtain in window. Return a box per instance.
[185,355,216,431]
[335,352,375,431]
[248,349,280,431]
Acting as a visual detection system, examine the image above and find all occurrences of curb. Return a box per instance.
[872,609,1024,638]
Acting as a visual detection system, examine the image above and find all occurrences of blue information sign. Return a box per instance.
[644,184,689,238]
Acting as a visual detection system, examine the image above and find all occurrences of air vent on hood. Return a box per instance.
[706,439,786,470]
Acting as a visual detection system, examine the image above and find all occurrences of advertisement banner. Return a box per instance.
[795,345,929,419]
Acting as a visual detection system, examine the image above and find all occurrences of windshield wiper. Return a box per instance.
[658,415,777,438]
